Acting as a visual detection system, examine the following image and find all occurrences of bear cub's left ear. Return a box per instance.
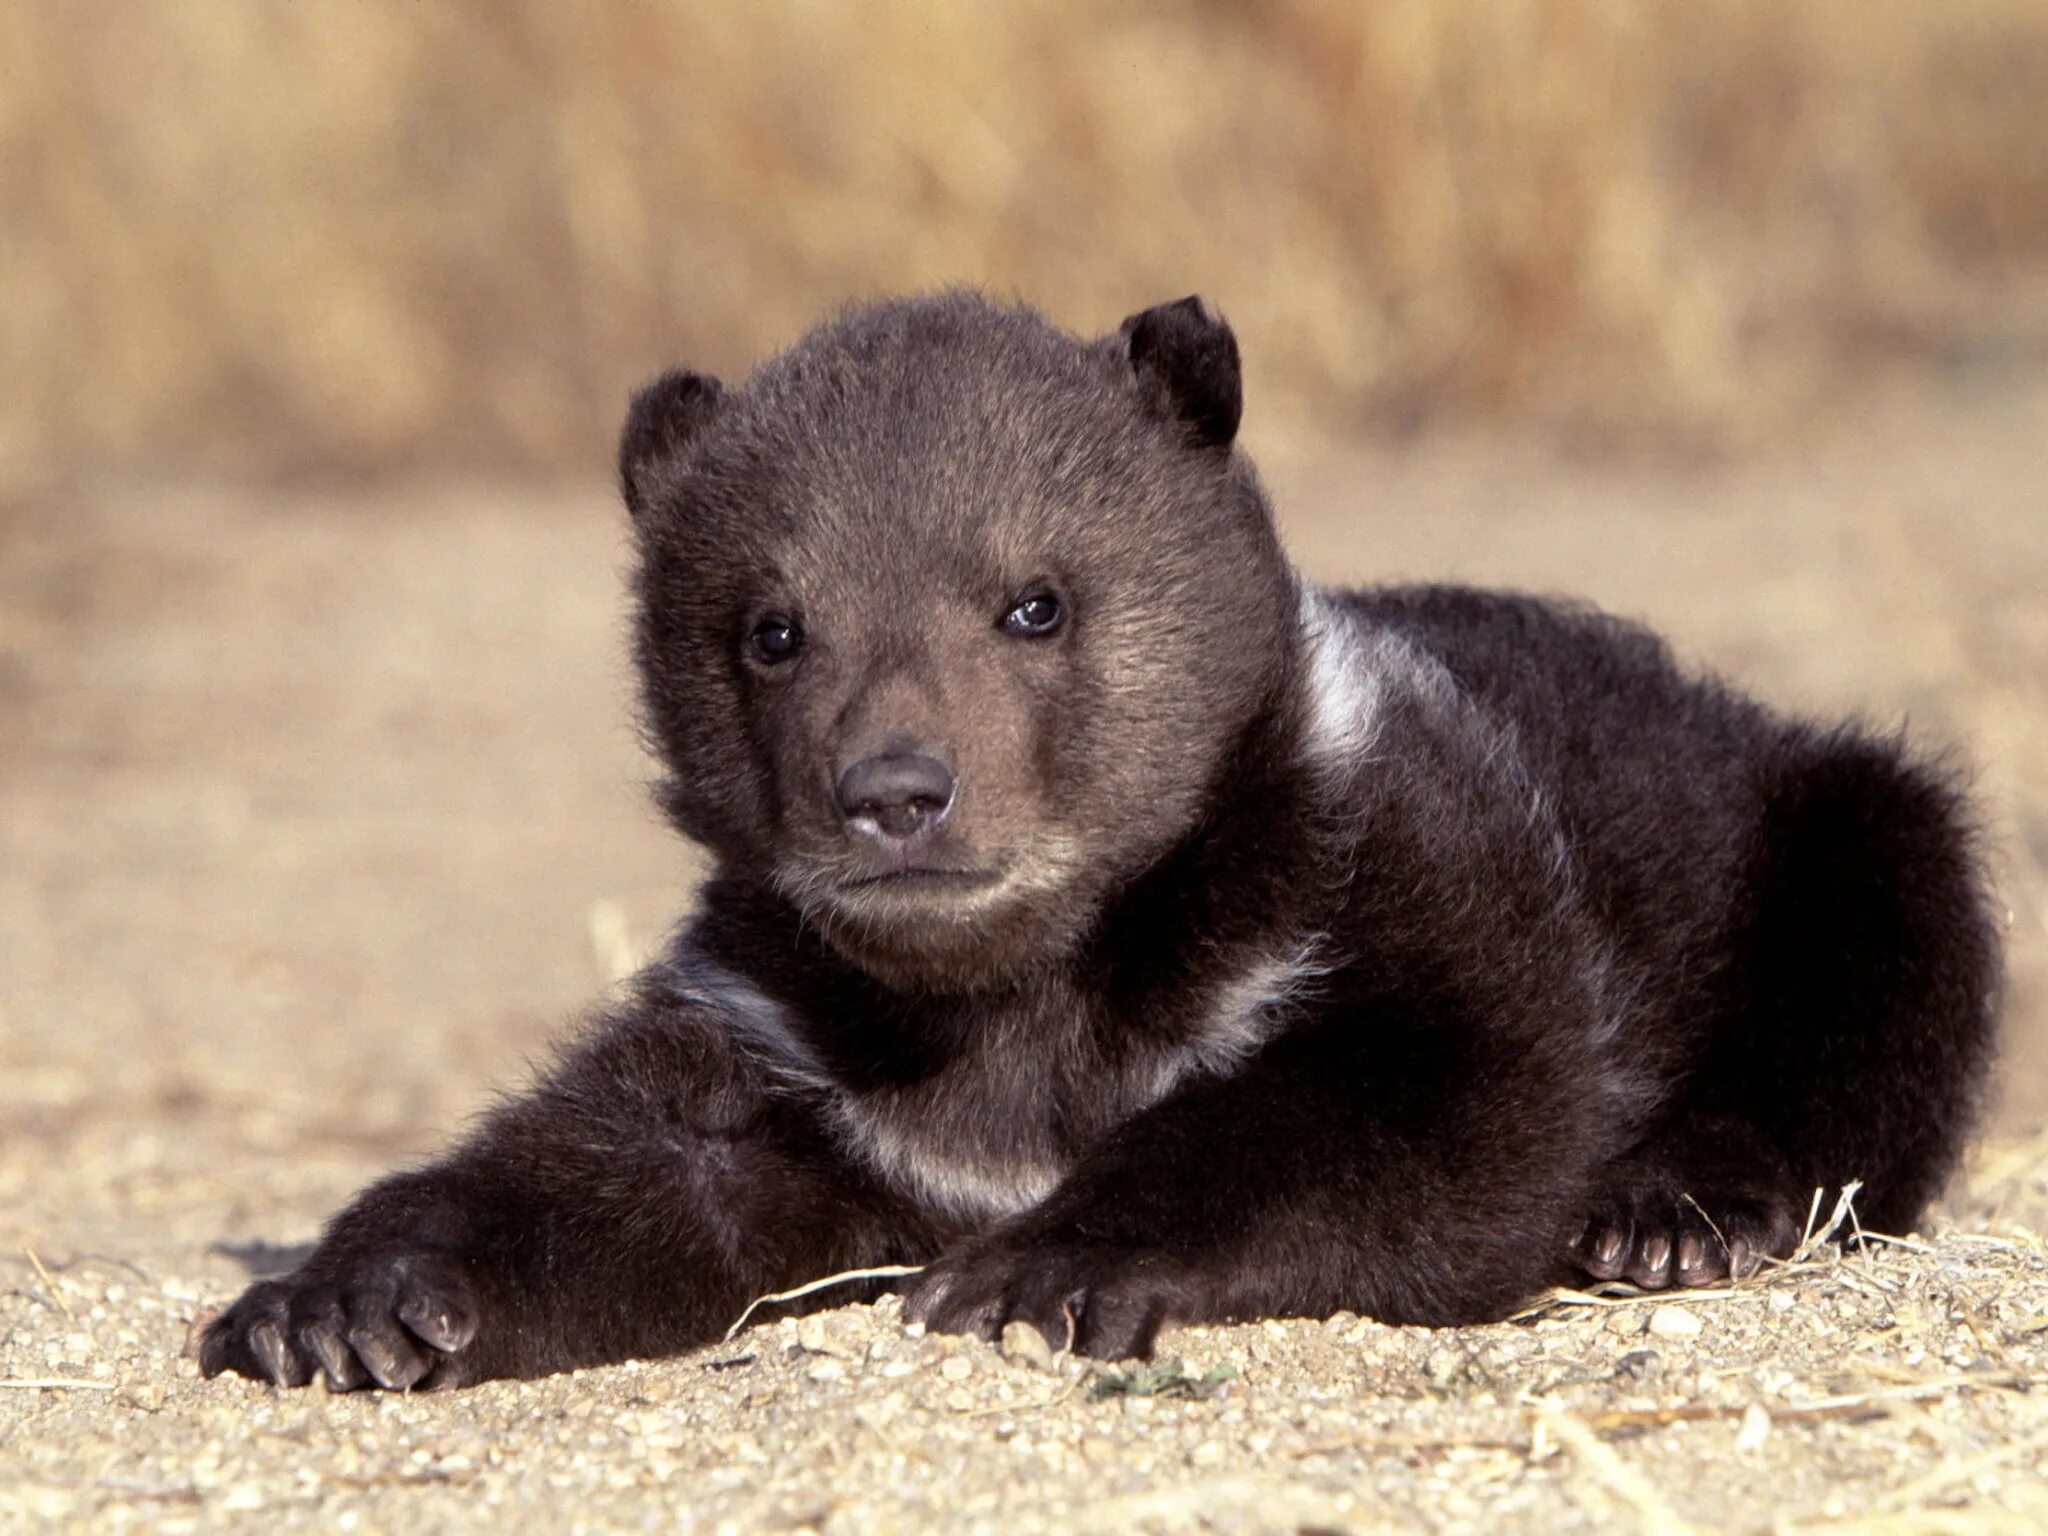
[1118,296,1242,451]
[618,369,724,522]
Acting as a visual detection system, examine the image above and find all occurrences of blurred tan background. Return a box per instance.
[6,0,2048,481]
[3,0,2047,1266]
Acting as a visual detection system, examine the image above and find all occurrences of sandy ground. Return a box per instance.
[3,376,2047,1532]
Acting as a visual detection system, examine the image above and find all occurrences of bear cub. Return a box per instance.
[202,293,2000,1389]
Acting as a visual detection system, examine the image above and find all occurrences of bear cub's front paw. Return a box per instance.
[198,1250,480,1391]
[904,1238,1203,1362]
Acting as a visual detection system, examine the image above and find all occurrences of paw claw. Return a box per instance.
[1728,1237,1756,1279]
[249,1319,308,1388]
[1630,1232,1674,1288]
[347,1323,429,1391]
[1578,1223,1630,1281]
[1674,1232,1715,1287]
[301,1323,366,1392]
[397,1293,476,1354]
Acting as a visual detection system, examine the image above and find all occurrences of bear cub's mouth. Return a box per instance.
[839,867,1002,893]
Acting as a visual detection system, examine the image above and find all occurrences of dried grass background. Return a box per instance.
[5,0,2048,481]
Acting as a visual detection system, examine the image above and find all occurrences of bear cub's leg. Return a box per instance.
[199,989,934,1388]
[1572,736,1999,1291]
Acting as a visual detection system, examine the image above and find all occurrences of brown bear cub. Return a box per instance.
[202,293,2001,1390]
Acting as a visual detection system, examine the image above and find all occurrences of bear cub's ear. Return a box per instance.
[618,369,724,522]
[1118,296,1242,451]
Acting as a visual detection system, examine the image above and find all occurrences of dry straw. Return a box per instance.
[5,1,2046,479]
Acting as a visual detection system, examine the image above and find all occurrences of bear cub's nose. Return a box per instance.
[836,751,956,841]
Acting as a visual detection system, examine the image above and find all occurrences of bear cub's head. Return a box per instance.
[621,293,1297,993]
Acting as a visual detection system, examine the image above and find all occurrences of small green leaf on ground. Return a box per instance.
[1090,1358,1240,1401]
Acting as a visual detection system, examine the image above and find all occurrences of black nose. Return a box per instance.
[836,752,956,840]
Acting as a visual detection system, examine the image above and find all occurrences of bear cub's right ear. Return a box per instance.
[618,369,724,522]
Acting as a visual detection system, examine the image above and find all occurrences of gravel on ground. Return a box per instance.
[4,377,2046,1533]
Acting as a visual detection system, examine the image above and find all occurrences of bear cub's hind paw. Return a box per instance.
[198,1250,480,1392]
[1573,1189,1801,1289]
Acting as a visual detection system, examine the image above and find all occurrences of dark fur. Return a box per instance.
[201,293,2001,1389]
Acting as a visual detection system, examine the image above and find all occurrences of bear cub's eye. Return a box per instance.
[999,587,1066,639]
[748,615,804,665]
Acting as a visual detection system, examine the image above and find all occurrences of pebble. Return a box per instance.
[854,1393,907,1430]
[999,1321,1055,1372]
[712,1432,765,1463]
[1735,1402,1772,1454]
[1079,1436,1120,1465]
[939,1354,974,1383]
[795,1314,862,1360]
[118,1381,168,1412]
[1615,1348,1662,1381]
[1423,1346,1463,1385]
[1648,1306,1703,1340]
